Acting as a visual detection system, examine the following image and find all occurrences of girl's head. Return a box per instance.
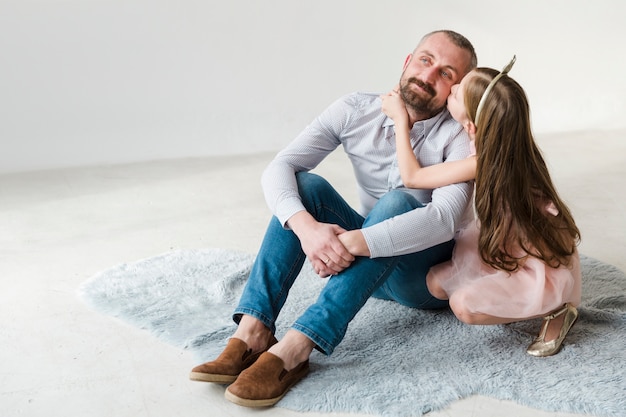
[447,56,524,146]
[450,59,581,272]
[446,70,476,132]
[463,66,538,185]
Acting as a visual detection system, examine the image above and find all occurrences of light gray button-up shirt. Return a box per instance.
[261,92,473,258]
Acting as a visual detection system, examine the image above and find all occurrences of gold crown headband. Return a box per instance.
[474,55,517,125]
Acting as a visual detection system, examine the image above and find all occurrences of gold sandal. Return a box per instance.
[526,303,578,357]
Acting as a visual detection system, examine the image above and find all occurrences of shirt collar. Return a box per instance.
[382,108,450,135]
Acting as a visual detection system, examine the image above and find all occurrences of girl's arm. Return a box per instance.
[381,90,476,189]
[401,156,476,189]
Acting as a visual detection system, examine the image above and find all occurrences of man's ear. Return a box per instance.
[403,54,412,70]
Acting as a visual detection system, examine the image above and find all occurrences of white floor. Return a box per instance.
[2,129,625,417]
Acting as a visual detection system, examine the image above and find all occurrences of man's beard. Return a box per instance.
[399,77,444,117]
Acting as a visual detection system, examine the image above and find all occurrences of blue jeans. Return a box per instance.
[234,172,453,355]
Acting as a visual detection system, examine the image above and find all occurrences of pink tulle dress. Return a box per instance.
[428,205,581,319]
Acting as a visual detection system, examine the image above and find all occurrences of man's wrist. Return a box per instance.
[286,210,315,236]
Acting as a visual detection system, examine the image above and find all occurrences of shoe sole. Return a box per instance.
[224,367,309,407]
[189,371,238,384]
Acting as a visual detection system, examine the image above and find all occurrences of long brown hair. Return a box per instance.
[464,68,580,272]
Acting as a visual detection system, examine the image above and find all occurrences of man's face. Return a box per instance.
[399,33,471,118]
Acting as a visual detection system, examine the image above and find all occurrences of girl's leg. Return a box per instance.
[449,290,569,342]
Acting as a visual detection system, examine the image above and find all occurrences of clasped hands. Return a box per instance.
[288,211,369,278]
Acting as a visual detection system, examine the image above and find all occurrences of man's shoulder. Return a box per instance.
[338,91,382,108]
[429,108,464,136]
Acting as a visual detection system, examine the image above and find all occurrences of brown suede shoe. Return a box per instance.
[224,352,309,407]
[189,336,278,384]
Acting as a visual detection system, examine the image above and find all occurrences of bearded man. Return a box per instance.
[190,30,477,407]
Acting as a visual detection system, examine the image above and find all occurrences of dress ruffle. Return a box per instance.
[428,220,581,319]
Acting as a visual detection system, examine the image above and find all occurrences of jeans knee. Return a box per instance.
[365,190,421,225]
[296,172,331,205]
[296,172,328,192]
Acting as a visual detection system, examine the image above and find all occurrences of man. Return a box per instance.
[190,30,477,407]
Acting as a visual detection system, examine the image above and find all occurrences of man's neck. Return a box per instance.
[406,107,442,126]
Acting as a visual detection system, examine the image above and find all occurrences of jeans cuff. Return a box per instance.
[291,323,334,356]
[232,307,276,335]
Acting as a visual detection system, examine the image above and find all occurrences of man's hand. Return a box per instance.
[287,211,355,277]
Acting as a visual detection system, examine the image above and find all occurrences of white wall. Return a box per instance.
[1,0,625,173]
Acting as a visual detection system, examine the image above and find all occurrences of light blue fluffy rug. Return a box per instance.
[78,249,626,417]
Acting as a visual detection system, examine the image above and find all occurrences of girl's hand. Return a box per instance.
[380,88,409,127]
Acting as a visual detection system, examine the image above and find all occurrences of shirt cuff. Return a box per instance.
[361,222,395,258]
[275,198,307,228]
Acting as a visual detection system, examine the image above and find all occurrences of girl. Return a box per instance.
[381,57,581,357]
